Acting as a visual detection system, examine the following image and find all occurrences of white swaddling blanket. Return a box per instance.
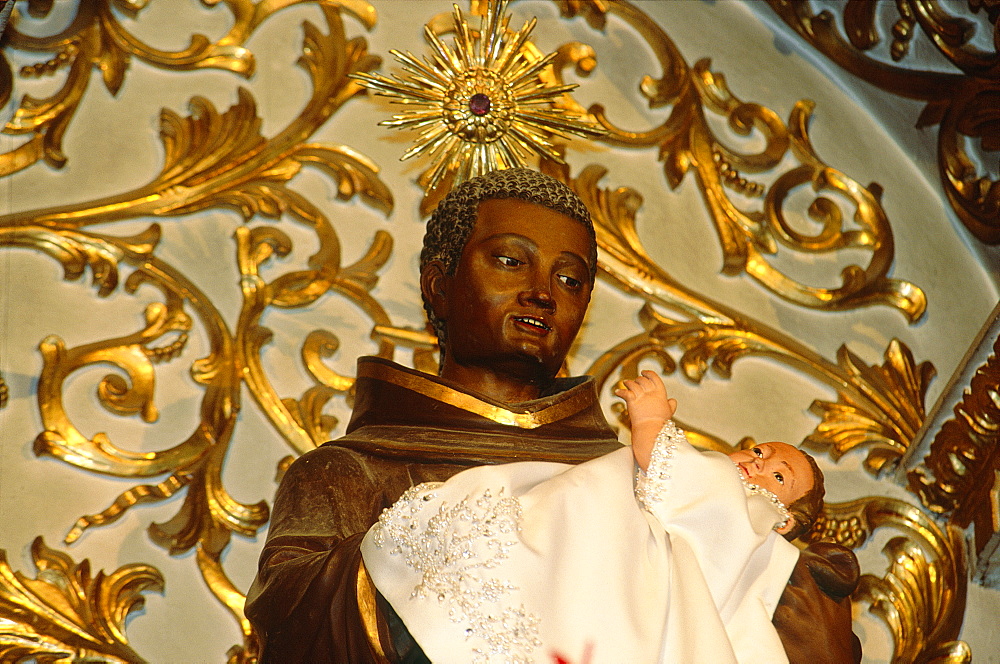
[361,423,798,664]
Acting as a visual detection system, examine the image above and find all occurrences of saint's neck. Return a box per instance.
[437,359,556,404]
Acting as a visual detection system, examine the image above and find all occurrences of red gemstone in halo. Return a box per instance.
[469,93,491,116]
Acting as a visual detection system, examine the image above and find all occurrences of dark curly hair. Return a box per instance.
[420,168,598,355]
[783,449,826,542]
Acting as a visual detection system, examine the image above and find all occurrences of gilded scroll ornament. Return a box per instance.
[0,1,394,658]
[558,0,927,321]
[1,0,255,175]
[356,0,925,321]
[352,0,604,210]
[765,0,1000,244]
[807,340,936,475]
[569,163,932,474]
[814,498,970,663]
[236,220,395,456]
[13,221,269,658]
[0,537,162,663]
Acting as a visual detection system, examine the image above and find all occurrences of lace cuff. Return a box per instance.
[635,420,687,509]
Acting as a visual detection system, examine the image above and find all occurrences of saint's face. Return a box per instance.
[728,442,814,508]
[439,197,595,388]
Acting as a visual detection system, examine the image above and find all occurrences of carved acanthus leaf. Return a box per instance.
[1,4,388,230]
[807,340,935,474]
[0,538,162,664]
[809,497,969,662]
[577,2,927,319]
[0,2,388,660]
[1,0,257,175]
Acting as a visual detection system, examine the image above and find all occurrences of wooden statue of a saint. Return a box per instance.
[245,168,862,663]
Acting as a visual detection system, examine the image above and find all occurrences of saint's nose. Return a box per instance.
[518,282,555,311]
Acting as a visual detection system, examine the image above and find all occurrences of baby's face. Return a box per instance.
[728,442,813,508]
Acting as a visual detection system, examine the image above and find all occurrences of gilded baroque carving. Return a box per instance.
[0,537,162,663]
[558,1,927,322]
[812,498,970,663]
[2,0,251,175]
[0,0,972,660]
[569,163,931,474]
[908,332,1000,584]
[765,0,1000,244]
[807,340,936,475]
[0,0,393,659]
[361,0,927,320]
[908,332,1000,515]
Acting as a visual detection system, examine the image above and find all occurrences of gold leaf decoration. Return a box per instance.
[16,226,267,655]
[0,537,162,663]
[28,235,210,478]
[1,3,393,655]
[557,2,927,321]
[2,13,388,233]
[810,497,969,662]
[807,340,936,474]
[860,537,971,664]
[2,0,255,174]
[236,220,395,456]
[352,0,603,203]
[568,163,934,475]
[765,0,1000,244]
[0,0,977,659]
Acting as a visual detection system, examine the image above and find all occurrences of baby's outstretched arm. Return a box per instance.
[614,370,677,471]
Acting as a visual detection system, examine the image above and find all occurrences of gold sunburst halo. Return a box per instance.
[352,0,604,196]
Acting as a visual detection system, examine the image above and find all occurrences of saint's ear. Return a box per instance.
[420,260,450,320]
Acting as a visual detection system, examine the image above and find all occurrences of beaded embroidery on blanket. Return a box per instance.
[634,420,684,508]
[741,477,792,530]
[635,420,791,531]
[370,483,542,663]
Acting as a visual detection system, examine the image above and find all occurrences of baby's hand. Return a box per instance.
[615,370,676,425]
[615,371,677,471]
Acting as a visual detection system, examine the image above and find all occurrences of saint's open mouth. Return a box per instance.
[513,316,551,332]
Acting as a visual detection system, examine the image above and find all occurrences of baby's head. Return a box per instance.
[728,442,825,541]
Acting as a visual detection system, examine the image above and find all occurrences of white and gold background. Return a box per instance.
[0,0,998,662]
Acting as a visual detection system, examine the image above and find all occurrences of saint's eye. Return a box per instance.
[753,447,763,457]
[496,255,522,267]
[773,472,784,485]
[558,273,582,289]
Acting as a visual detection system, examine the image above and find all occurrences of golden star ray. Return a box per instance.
[352,0,603,196]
